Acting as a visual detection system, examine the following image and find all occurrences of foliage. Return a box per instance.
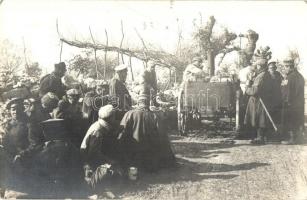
[67,50,118,80]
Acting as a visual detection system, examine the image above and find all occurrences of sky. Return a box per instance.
[0,0,307,77]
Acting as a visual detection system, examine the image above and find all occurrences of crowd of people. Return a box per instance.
[0,61,176,198]
[0,45,305,198]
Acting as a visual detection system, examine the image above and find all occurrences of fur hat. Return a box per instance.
[283,57,294,66]
[5,98,24,110]
[41,92,59,109]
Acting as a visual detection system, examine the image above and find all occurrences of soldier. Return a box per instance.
[81,105,123,196]
[82,80,109,124]
[54,89,85,147]
[109,64,132,121]
[27,92,59,150]
[268,61,283,125]
[139,60,158,106]
[118,93,175,173]
[39,62,67,99]
[244,49,274,145]
[182,57,204,82]
[281,58,305,144]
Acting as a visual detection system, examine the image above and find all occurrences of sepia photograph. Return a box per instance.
[0,0,306,199]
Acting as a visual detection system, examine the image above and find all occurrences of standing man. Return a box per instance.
[244,51,274,145]
[140,60,158,106]
[268,61,283,125]
[282,58,305,144]
[39,62,67,99]
[54,89,85,147]
[182,56,204,82]
[109,64,132,122]
[82,81,109,124]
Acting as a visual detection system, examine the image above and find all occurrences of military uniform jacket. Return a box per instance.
[39,72,66,98]
[109,77,131,111]
[244,70,274,128]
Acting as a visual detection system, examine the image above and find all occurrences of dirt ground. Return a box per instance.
[3,131,307,200]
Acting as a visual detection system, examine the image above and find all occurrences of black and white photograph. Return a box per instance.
[0,0,306,199]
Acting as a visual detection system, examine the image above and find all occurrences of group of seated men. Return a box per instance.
[0,61,176,195]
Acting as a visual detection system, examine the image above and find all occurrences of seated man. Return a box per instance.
[81,105,123,191]
[1,98,31,174]
[118,93,176,173]
[182,56,205,82]
[54,89,86,147]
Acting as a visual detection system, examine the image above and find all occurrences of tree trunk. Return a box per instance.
[208,50,215,77]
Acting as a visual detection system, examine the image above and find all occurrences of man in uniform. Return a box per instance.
[182,57,204,82]
[81,105,123,193]
[54,89,85,147]
[118,91,175,173]
[27,92,59,150]
[140,60,158,106]
[268,61,283,125]
[281,58,305,144]
[39,62,67,99]
[82,80,109,124]
[1,98,32,175]
[244,50,274,145]
[109,64,132,122]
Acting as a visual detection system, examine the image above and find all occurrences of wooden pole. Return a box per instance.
[129,56,134,81]
[89,26,99,79]
[104,29,108,78]
[120,20,125,64]
[59,40,63,62]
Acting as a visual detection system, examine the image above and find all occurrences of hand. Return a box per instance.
[13,155,21,163]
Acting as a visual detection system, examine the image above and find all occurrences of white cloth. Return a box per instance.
[80,119,111,150]
[238,65,254,94]
[183,64,203,82]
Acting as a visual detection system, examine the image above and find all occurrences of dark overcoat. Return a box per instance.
[284,69,305,131]
[39,72,66,99]
[244,70,274,128]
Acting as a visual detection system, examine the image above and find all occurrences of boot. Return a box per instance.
[282,131,295,145]
[250,128,265,145]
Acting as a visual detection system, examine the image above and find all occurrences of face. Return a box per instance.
[119,70,128,82]
[284,64,293,74]
[10,104,22,120]
[193,59,202,68]
[67,95,79,104]
[268,64,276,74]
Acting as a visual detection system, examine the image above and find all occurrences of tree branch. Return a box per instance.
[89,26,99,79]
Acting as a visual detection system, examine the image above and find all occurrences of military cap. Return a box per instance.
[98,105,115,119]
[114,64,128,72]
[40,119,68,141]
[54,62,66,71]
[66,89,80,96]
[5,98,24,110]
[41,92,59,108]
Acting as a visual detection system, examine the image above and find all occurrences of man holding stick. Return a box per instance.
[244,47,274,145]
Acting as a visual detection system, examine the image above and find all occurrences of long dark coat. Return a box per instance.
[118,107,175,172]
[39,72,66,99]
[283,69,305,131]
[244,70,274,128]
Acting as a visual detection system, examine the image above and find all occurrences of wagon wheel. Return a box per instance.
[177,90,187,136]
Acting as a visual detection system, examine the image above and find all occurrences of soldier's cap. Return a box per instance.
[268,60,277,67]
[283,57,294,65]
[66,89,80,96]
[98,105,115,119]
[54,62,66,71]
[253,57,268,66]
[24,98,36,105]
[5,98,24,110]
[192,56,203,63]
[114,64,128,72]
[41,92,59,108]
